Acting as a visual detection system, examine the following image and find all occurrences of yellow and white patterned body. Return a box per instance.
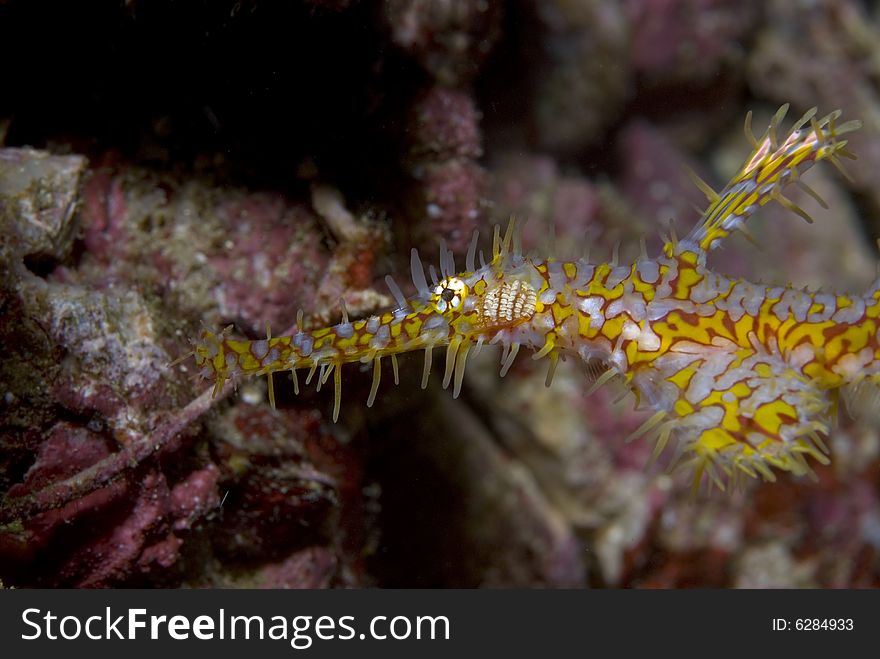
[192,106,873,486]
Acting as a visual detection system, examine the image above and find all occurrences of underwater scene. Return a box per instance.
[1,0,880,588]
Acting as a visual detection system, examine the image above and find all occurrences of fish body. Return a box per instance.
[192,106,873,486]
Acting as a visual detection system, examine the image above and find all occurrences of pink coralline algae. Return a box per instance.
[205,193,330,335]
[169,464,221,532]
[409,86,483,162]
[0,146,374,587]
[615,119,709,255]
[415,159,486,252]
[2,422,199,586]
[625,0,757,83]
[405,86,488,255]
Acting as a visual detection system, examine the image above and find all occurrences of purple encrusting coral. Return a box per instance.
[1,0,880,588]
[404,84,489,255]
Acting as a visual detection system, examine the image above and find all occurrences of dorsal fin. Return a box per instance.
[686,106,861,253]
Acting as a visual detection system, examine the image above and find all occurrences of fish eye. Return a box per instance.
[432,277,468,313]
